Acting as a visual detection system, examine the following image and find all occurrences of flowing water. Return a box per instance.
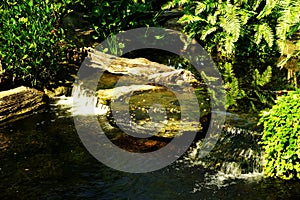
[1,85,300,199]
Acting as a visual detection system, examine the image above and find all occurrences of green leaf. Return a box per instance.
[28,0,33,7]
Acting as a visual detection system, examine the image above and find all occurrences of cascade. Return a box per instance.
[51,83,109,116]
[185,113,264,187]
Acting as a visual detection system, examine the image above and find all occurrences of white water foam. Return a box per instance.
[51,84,109,116]
[186,124,265,189]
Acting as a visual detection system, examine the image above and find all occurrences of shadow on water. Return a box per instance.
[1,105,300,199]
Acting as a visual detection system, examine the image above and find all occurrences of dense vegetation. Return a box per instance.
[0,0,157,91]
[0,0,300,179]
[259,90,300,180]
[163,0,300,110]
[0,0,72,90]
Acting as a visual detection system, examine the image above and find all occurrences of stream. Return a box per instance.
[1,92,300,199]
[1,48,300,199]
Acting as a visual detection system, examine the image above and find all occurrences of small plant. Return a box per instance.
[94,33,125,56]
[259,89,300,179]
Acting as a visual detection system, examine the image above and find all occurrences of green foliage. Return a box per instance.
[0,0,159,90]
[255,23,274,48]
[259,89,300,179]
[0,0,72,89]
[275,0,300,81]
[248,66,273,111]
[221,62,245,108]
[276,0,300,53]
[163,0,300,110]
[100,34,125,56]
[252,66,272,87]
[91,0,157,42]
[164,0,258,57]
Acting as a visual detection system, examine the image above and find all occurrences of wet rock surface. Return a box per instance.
[0,86,47,124]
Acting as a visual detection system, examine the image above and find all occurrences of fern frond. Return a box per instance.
[224,36,236,55]
[254,26,263,45]
[225,77,245,107]
[255,23,274,47]
[219,3,241,42]
[162,0,190,10]
[207,11,220,25]
[263,24,274,47]
[276,0,300,54]
[276,7,292,41]
[261,66,272,85]
[252,66,272,87]
[257,0,279,19]
[195,2,206,15]
[254,24,264,45]
[223,62,235,81]
[239,10,251,25]
[254,90,267,104]
[221,62,245,108]
[276,1,300,41]
[178,14,206,24]
[200,26,217,40]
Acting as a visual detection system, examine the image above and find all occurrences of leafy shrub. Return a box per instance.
[0,0,162,90]
[259,89,300,179]
[0,0,72,89]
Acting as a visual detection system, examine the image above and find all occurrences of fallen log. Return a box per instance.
[0,86,47,124]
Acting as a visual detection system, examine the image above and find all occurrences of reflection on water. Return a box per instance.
[1,105,300,199]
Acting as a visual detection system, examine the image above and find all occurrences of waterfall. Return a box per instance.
[51,83,109,116]
[185,113,264,187]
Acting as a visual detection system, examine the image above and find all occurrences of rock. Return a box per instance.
[79,49,200,89]
[44,86,69,98]
[99,84,202,138]
[110,119,202,139]
[76,50,205,139]
[97,84,163,105]
[0,86,47,124]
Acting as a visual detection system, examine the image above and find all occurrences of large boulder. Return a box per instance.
[79,49,200,89]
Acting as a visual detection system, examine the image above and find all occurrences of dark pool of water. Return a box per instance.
[1,107,300,200]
